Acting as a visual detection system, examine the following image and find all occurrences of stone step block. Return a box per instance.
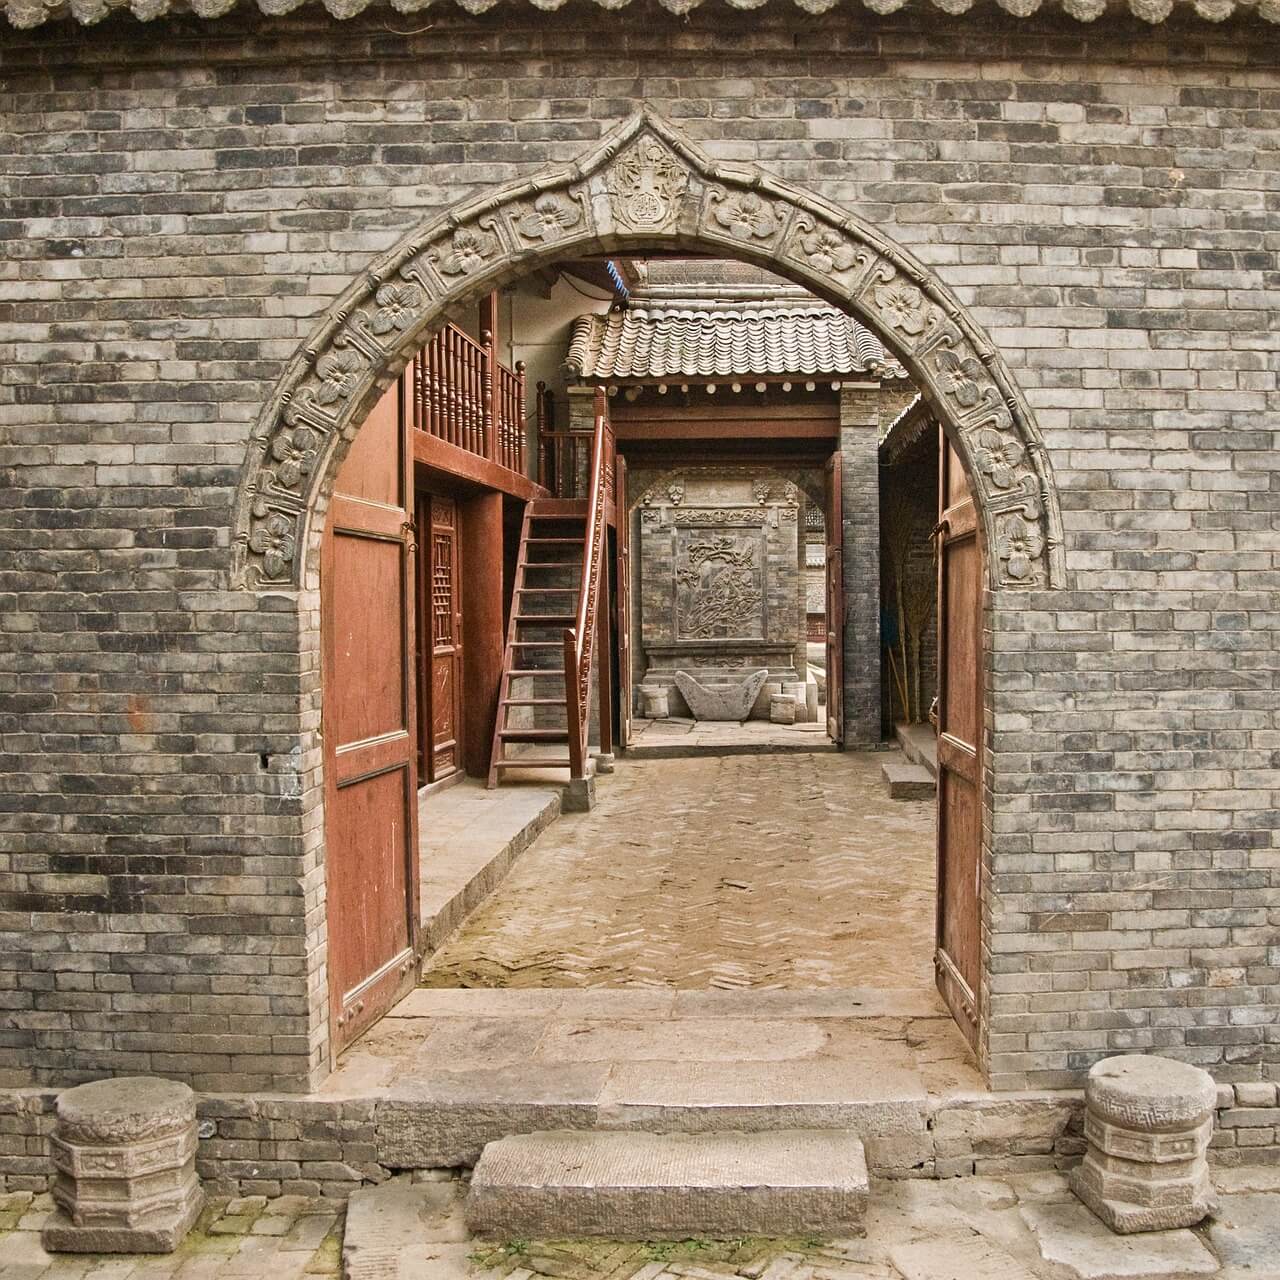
[465,1128,869,1241]
[882,758,934,800]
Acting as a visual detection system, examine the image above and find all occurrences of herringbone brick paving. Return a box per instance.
[423,752,934,991]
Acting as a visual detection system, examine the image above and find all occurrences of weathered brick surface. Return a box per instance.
[0,6,1276,1097]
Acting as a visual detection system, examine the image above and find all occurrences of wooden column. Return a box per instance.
[461,491,506,779]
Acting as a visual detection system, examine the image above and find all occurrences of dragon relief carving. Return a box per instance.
[675,534,765,641]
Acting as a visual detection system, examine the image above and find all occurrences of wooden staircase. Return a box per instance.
[487,499,588,784]
[488,389,613,790]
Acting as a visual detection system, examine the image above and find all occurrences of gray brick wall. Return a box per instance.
[0,5,1276,1096]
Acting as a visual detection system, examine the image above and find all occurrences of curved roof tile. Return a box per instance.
[566,305,908,382]
[6,0,1274,29]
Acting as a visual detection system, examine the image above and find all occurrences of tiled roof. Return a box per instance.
[7,0,1273,30]
[566,302,908,382]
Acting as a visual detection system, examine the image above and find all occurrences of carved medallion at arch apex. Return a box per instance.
[233,109,1061,594]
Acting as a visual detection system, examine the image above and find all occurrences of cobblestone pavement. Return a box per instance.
[0,1193,341,1280]
[6,1172,1278,1280]
[445,1172,1280,1280]
[423,752,935,991]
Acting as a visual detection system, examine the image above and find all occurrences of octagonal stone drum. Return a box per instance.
[42,1076,204,1253]
[1070,1054,1218,1234]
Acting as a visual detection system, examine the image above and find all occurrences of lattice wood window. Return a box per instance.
[432,534,453,645]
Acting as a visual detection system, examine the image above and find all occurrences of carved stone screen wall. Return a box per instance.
[631,469,813,716]
[2,5,1277,1109]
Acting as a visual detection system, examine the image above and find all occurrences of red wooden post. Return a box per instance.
[597,548,613,759]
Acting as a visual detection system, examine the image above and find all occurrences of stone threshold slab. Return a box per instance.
[390,986,950,1021]
[417,779,561,955]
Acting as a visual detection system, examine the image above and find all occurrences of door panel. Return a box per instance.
[427,495,463,781]
[935,429,983,1051]
[824,451,844,745]
[616,455,633,750]
[322,380,420,1056]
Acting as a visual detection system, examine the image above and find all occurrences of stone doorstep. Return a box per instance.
[464,1128,870,1241]
[894,722,938,778]
[881,758,934,800]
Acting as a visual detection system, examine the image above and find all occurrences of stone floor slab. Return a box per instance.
[890,1233,1040,1280]
[1206,1193,1280,1274]
[1019,1202,1219,1278]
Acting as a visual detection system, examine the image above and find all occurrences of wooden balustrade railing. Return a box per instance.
[410,323,527,475]
[563,388,610,782]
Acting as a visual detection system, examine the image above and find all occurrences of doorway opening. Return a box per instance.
[250,109,1065,1086]
[318,246,977,1097]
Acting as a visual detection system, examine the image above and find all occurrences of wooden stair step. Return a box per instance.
[526,537,585,544]
[492,757,572,770]
[507,669,567,677]
[501,698,567,706]
[500,728,569,741]
[516,614,575,625]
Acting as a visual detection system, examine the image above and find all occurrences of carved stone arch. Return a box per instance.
[233,108,1065,593]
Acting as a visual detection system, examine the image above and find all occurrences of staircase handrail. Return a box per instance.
[562,388,609,780]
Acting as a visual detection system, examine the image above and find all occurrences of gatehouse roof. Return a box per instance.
[566,299,908,383]
[6,0,1275,32]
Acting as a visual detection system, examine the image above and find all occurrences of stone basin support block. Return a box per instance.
[42,1076,204,1254]
[770,694,797,725]
[1069,1054,1217,1234]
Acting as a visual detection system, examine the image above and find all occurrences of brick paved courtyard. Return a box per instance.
[423,752,935,991]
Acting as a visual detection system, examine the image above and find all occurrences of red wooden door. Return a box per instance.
[824,451,844,745]
[322,382,420,1055]
[425,495,463,781]
[615,455,633,750]
[935,429,983,1051]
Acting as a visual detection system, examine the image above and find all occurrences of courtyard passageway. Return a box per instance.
[422,752,936,993]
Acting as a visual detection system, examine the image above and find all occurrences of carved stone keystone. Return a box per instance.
[675,668,769,721]
[42,1076,204,1254]
[1069,1054,1218,1234]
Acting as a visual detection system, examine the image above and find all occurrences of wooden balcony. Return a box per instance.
[409,322,542,500]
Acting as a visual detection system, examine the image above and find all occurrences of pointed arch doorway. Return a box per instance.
[233,109,1065,1078]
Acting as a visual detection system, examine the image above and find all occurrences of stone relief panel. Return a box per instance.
[234,108,1064,594]
[675,531,766,642]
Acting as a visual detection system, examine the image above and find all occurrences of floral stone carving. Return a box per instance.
[235,108,1062,594]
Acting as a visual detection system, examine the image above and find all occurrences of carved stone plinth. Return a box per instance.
[42,1077,204,1254]
[1069,1055,1217,1234]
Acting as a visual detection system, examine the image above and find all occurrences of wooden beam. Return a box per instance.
[412,429,547,501]
[613,418,838,441]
